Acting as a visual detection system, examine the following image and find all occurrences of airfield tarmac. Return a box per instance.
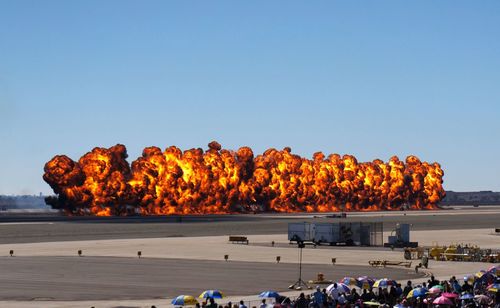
[0,206,498,308]
[0,206,499,244]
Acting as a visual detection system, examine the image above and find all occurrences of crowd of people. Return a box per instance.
[167,265,498,308]
[182,267,499,308]
[285,274,499,307]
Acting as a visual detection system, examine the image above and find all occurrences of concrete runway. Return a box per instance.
[0,207,499,244]
[0,256,420,301]
[0,207,497,307]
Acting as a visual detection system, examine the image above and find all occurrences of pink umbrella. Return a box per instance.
[433,295,453,305]
[442,292,458,299]
[428,286,442,294]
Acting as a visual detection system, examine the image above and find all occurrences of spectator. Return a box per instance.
[403,280,413,297]
[337,293,347,306]
[259,299,267,308]
[329,283,339,301]
[462,280,472,293]
[239,300,247,308]
[295,293,309,308]
[321,288,328,308]
[206,297,218,308]
[428,275,439,288]
[312,286,325,308]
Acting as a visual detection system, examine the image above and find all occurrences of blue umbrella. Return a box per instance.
[172,295,199,306]
[259,291,280,298]
[406,287,428,298]
[459,293,474,300]
[373,278,397,288]
[199,290,225,299]
[326,283,350,294]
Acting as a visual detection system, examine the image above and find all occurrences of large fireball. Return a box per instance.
[43,142,445,215]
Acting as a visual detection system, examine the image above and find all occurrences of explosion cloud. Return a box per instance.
[43,142,445,216]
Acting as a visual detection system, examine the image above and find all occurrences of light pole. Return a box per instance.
[288,241,310,290]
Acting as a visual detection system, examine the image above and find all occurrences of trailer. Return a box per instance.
[288,222,315,243]
[314,223,340,245]
[288,222,383,246]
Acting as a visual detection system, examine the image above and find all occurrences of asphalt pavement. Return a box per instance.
[0,208,498,244]
[0,256,421,301]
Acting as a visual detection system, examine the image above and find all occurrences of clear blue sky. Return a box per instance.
[1,1,499,195]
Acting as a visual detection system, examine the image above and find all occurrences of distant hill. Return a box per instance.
[441,191,500,205]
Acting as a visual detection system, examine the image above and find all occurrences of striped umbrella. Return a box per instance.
[373,278,396,288]
[339,277,358,286]
[487,265,499,276]
[326,283,350,294]
[259,291,280,298]
[406,287,428,298]
[172,295,199,306]
[357,276,375,289]
[474,294,490,305]
[199,290,225,299]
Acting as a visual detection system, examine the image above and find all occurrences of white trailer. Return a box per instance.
[314,223,340,245]
[288,222,315,243]
[288,222,383,246]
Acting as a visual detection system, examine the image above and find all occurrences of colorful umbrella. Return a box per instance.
[406,287,428,298]
[326,283,350,294]
[459,293,474,300]
[259,291,280,298]
[442,292,459,299]
[487,265,499,276]
[428,285,444,294]
[172,295,199,306]
[432,295,453,305]
[475,270,486,278]
[463,274,475,284]
[373,278,396,288]
[199,290,225,299]
[357,276,375,289]
[487,283,500,292]
[339,277,358,286]
[475,270,494,282]
[474,294,490,305]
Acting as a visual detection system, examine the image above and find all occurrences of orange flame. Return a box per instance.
[43,142,445,215]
